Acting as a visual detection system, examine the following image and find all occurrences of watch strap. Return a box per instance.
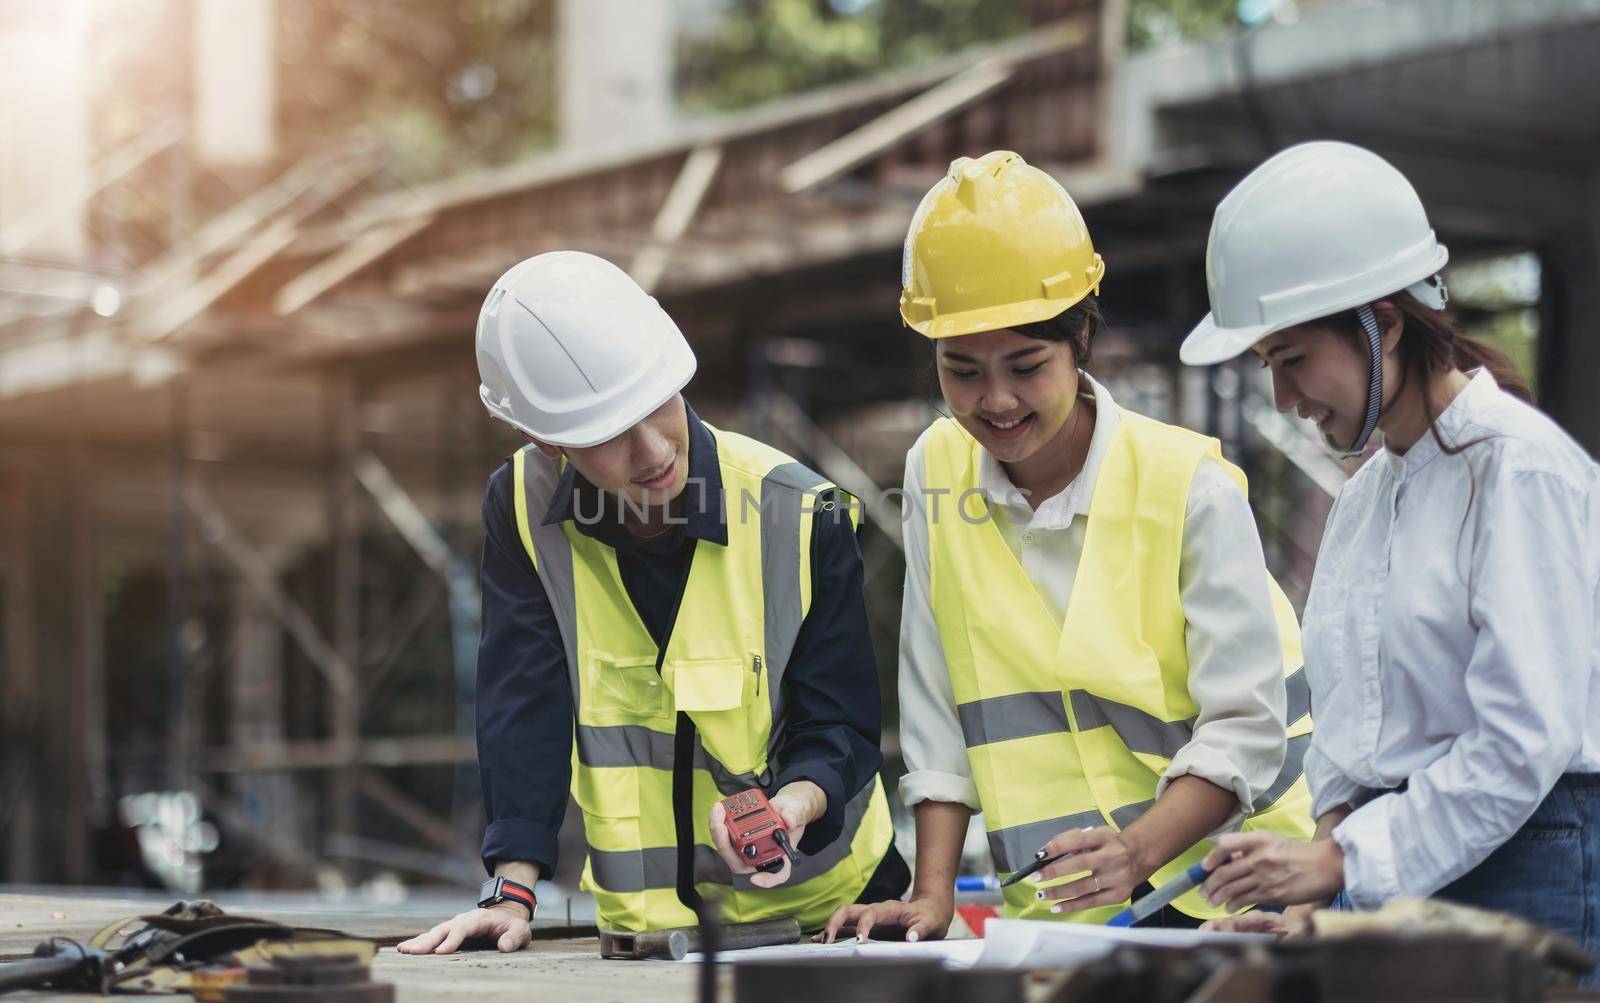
[478,876,536,919]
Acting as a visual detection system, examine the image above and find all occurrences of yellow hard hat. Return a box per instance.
[900,150,1104,340]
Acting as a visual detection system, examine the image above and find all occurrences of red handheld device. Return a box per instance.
[720,788,798,874]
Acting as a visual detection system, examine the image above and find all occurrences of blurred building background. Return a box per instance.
[1,0,1595,900]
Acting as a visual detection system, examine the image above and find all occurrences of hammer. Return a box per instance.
[598,917,801,961]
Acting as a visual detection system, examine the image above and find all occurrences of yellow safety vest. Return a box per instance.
[922,408,1315,922]
[511,425,894,932]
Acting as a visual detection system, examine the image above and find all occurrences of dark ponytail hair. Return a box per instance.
[1332,289,1532,461]
[1332,289,1532,625]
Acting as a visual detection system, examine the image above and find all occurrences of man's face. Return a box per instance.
[539,395,691,508]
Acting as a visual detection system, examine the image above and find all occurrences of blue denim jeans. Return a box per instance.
[1433,773,1600,988]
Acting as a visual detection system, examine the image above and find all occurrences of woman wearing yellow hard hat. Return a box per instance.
[822,151,1314,940]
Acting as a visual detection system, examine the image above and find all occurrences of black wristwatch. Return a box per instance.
[478,876,536,920]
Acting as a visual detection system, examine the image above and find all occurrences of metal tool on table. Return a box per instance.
[0,938,119,995]
[0,899,378,997]
[721,788,799,874]
[599,917,802,961]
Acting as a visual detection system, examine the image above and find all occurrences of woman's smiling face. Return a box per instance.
[1254,320,1380,453]
[935,327,1081,464]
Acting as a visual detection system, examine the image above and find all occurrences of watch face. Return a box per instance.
[479,877,502,903]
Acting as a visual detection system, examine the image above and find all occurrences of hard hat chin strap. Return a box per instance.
[1345,303,1385,456]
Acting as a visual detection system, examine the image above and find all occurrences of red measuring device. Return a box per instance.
[719,788,798,874]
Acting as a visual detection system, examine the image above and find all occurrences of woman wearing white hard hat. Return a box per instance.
[823,151,1315,942]
[1183,142,1600,978]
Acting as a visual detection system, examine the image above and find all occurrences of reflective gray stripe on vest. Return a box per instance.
[519,448,581,697]
[1285,666,1310,724]
[576,723,760,793]
[758,461,829,736]
[587,777,876,893]
[1253,732,1310,812]
[986,808,1106,874]
[956,691,1069,747]
[956,689,1193,760]
[1071,692,1194,760]
[960,672,1310,762]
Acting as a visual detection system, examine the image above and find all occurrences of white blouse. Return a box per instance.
[1307,370,1600,908]
[898,374,1294,826]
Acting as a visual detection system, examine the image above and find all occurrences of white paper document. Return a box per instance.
[678,919,1269,971]
[678,937,986,968]
[972,918,1273,970]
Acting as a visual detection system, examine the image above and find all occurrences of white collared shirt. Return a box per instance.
[1309,370,1600,908]
[898,374,1293,824]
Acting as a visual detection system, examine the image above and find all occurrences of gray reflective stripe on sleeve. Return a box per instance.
[576,723,760,793]
[1070,692,1194,760]
[585,778,879,893]
[1285,666,1311,723]
[956,691,1068,747]
[1252,732,1310,813]
[986,808,1107,874]
[520,448,581,697]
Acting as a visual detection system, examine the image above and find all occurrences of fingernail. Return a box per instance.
[1035,890,1045,900]
[857,934,866,944]
[907,931,919,944]
[1050,904,1065,914]
[1034,848,1048,860]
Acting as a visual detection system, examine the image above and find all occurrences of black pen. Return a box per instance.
[998,850,1065,888]
[998,827,1095,889]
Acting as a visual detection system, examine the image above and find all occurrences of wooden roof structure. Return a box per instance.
[0,3,1124,887]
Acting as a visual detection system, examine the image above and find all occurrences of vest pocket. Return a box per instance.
[671,656,763,774]
[573,765,642,821]
[582,652,671,723]
[672,658,746,712]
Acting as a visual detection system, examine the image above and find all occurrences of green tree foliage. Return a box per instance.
[1127,0,1238,49]
[678,0,1025,112]
[276,0,558,179]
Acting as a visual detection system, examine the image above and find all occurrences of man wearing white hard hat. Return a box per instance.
[398,251,905,950]
[1177,142,1600,983]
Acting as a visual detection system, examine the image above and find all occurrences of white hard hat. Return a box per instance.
[1181,141,1449,367]
[475,251,697,448]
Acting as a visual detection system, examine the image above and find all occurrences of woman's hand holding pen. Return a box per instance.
[1028,826,1148,913]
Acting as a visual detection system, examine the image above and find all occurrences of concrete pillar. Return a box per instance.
[0,455,97,883]
[0,0,89,260]
[0,479,39,881]
[558,0,675,152]
[192,0,277,168]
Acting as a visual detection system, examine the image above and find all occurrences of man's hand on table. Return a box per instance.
[396,902,532,955]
